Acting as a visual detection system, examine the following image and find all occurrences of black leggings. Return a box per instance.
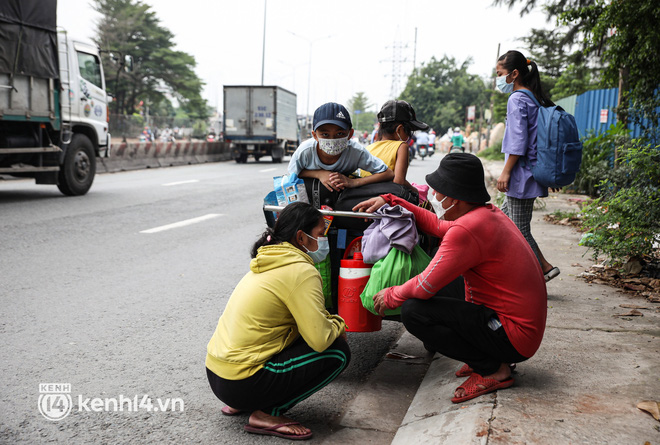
[206,336,350,417]
[401,277,527,376]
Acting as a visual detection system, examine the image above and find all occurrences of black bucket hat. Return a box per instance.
[425,153,491,203]
[377,100,429,131]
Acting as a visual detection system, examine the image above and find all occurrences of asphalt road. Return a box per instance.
[0,157,426,444]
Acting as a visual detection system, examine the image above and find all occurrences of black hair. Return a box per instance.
[498,50,555,107]
[251,202,322,258]
[379,121,414,139]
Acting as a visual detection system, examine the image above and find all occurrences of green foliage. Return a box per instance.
[550,209,580,220]
[570,122,629,196]
[550,63,598,99]
[94,0,208,119]
[579,142,660,264]
[560,0,660,130]
[399,56,488,133]
[477,141,504,160]
[191,120,207,139]
[347,92,376,133]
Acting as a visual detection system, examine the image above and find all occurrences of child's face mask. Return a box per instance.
[318,137,349,156]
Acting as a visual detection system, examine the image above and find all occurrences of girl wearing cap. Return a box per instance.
[363,100,429,197]
[495,50,560,282]
[352,153,547,403]
[206,202,350,440]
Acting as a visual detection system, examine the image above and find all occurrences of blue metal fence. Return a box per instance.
[556,87,658,140]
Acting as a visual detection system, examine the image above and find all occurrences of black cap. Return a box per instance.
[377,100,429,131]
[425,153,491,203]
[313,102,352,130]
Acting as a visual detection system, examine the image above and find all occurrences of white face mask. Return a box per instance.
[317,137,349,156]
[496,74,514,94]
[428,192,455,220]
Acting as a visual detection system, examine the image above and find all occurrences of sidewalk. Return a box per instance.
[390,159,660,444]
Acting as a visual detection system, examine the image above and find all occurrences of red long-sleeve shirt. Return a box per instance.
[382,194,547,358]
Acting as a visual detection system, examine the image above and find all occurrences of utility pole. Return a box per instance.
[260,0,267,85]
[413,27,417,72]
[485,43,501,149]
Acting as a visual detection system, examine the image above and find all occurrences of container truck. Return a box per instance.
[0,0,117,195]
[223,85,299,163]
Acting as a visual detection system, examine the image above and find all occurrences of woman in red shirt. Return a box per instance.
[353,153,547,403]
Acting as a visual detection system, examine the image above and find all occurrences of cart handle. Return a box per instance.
[263,205,382,220]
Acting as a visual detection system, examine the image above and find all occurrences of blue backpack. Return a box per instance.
[515,89,583,188]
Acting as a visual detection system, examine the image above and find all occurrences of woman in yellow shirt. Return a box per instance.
[206,202,350,440]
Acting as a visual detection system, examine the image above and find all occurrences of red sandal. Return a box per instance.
[451,373,514,403]
[455,363,516,378]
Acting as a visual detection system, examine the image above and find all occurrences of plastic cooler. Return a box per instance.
[338,237,382,332]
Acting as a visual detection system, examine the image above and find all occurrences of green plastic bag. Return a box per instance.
[314,255,332,309]
[360,245,432,316]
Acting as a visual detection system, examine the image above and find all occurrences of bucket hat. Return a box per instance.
[425,153,490,203]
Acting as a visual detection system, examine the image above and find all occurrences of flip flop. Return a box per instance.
[544,266,560,282]
[221,406,243,416]
[451,373,514,403]
[455,363,516,378]
[244,422,313,441]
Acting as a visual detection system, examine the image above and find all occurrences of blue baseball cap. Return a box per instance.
[313,102,352,131]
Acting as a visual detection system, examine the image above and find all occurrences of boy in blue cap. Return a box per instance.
[288,102,394,192]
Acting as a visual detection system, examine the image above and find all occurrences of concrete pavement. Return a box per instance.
[327,157,659,444]
[388,159,660,444]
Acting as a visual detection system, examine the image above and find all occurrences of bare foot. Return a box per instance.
[248,410,311,436]
[221,405,242,415]
[454,363,512,399]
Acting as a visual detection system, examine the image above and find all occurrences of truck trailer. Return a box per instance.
[223,85,299,164]
[0,0,113,195]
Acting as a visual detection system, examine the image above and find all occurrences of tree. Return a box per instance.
[561,0,660,131]
[495,0,660,133]
[347,92,376,133]
[93,0,208,118]
[521,28,603,100]
[399,56,489,133]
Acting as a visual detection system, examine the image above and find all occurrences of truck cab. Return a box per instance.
[0,1,111,195]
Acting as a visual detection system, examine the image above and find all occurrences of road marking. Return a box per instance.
[162,180,199,186]
[259,168,277,173]
[140,214,223,234]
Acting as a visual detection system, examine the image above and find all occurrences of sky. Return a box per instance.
[57,0,553,117]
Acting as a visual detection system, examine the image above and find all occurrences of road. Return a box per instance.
[0,155,452,444]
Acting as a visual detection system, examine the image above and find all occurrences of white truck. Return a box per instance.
[223,85,299,164]
[0,0,117,195]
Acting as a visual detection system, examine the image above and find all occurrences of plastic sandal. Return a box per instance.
[451,373,514,403]
[244,421,313,440]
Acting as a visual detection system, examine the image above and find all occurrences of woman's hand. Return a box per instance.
[372,289,388,316]
[497,172,511,193]
[352,196,386,214]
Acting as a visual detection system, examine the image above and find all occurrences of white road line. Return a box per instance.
[140,214,223,234]
[259,168,277,173]
[162,180,200,186]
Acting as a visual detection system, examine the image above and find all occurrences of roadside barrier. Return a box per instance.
[97,140,233,173]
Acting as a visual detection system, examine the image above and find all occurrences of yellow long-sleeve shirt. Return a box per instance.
[206,242,346,380]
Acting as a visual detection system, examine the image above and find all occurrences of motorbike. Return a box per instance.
[417,144,428,160]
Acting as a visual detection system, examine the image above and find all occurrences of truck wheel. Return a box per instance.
[235,153,248,163]
[57,134,96,196]
[272,157,283,163]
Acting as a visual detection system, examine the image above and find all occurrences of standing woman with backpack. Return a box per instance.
[495,50,560,282]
